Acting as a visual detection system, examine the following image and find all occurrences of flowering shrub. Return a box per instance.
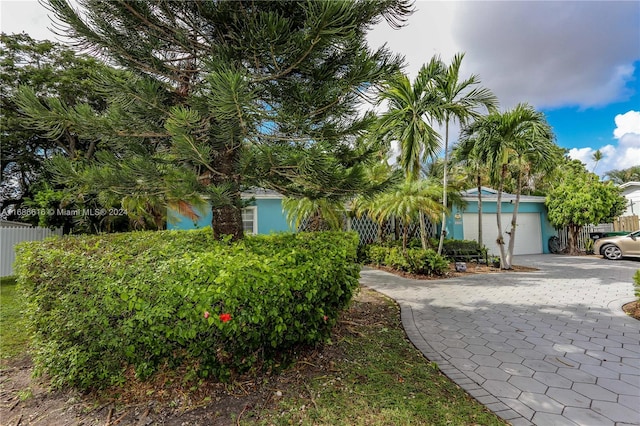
[15,230,359,389]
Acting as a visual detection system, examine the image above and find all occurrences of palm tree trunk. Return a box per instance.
[477,172,483,246]
[496,164,508,269]
[437,120,450,255]
[402,220,409,251]
[419,211,428,249]
[506,165,523,268]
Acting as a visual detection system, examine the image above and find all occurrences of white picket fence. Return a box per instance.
[0,226,63,277]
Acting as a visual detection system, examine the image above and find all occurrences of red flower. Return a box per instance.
[204,311,210,319]
[219,313,232,323]
[323,315,328,322]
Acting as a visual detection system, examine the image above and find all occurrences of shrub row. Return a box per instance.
[15,230,359,389]
[361,244,449,276]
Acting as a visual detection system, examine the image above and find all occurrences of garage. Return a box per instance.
[446,187,556,255]
[462,212,543,256]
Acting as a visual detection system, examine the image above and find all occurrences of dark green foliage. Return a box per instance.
[30,0,413,239]
[605,165,640,185]
[634,270,640,301]
[360,243,448,276]
[440,239,488,263]
[15,230,359,389]
[546,160,626,255]
[0,33,126,230]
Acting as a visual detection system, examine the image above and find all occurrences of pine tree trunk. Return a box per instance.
[210,147,244,241]
[211,201,243,240]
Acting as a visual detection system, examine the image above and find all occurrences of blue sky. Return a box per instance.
[367,1,640,176]
[543,61,640,173]
[2,1,639,175]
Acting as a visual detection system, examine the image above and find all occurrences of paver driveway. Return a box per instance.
[359,254,640,426]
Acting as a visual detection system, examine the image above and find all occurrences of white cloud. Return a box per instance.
[367,3,461,80]
[613,110,640,140]
[568,147,596,168]
[369,1,639,110]
[569,110,640,174]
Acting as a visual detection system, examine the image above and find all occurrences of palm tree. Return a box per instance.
[355,179,445,250]
[426,53,498,255]
[604,165,640,185]
[467,103,558,269]
[377,65,443,248]
[282,197,345,231]
[453,136,490,245]
[591,149,604,173]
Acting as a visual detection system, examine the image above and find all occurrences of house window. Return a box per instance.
[242,206,257,234]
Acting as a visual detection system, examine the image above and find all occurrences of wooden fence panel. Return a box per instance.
[613,216,639,232]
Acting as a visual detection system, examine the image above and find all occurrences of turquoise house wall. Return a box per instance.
[167,199,291,234]
[254,199,291,234]
[447,201,556,254]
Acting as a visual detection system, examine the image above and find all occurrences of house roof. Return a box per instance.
[460,187,547,203]
[619,181,640,190]
[241,188,284,199]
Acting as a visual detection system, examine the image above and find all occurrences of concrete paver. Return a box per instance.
[359,254,640,426]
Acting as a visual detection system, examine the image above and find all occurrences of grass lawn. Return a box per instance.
[0,281,506,425]
[0,276,29,361]
[244,288,506,425]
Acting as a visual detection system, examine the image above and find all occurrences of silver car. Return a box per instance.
[594,230,640,260]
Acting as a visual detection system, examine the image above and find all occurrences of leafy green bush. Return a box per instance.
[634,270,640,300]
[405,248,450,275]
[384,247,411,271]
[15,230,359,389]
[367,245,389,266]
[359,243,448,276]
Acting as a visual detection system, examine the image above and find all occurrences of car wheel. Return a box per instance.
[602,244,622,260]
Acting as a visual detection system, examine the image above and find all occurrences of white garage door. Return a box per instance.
[463,213,542,256]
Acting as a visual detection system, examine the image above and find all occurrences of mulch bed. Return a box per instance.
[623,301,640,321]
[373,262,538,281]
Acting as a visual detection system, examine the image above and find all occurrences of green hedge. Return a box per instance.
[634,270,640,300]
[15,230,359,389]
[361,244,448,276]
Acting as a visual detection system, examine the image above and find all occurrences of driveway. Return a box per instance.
[359,255,640,426]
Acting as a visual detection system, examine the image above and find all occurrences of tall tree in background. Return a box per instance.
[453,136,490,245]
[605,165,640,184]
[427,53,497,255]
[25,0,413,240]
[591,149,603,173]
[376,63,442,248]
[464,103,558,269]
[0,33,109,221]
[547,160,626,255]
